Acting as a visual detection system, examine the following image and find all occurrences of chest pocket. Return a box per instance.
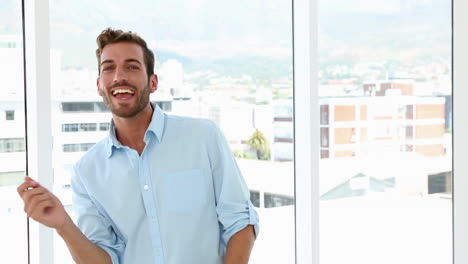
[162,168,207,212]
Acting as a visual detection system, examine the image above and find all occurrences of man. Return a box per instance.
[18,28,259,264]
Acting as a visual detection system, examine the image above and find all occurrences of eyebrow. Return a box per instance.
[100,58,143,66]
[125,59,143,65]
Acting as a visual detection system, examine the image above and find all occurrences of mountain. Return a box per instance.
[1,0,451,77]
[319,0,451,63]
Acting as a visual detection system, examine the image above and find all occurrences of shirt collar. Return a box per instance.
[105,102,166,158]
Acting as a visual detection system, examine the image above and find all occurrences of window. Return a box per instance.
[95,102,108,112]
[0,1,28,263]
[428,171,452,194]
[0,138,26,152]
[80,143,95,152]
[99,122,110,131]
[62,143,95,153]
[5,110,14,120]
[79,123,96,132]
[264,192,294,208]
[249,190,260,207]
[62,144,79,153]
[62,102,94,112]
[62,124,78,132]
[154,101,172,112]
[318,1,452,263]
[406,105,414,119]
[4,0,464,263]
[320,105,329,125]
[61,102,109,113]
[320,127,329,148]
[63,123,106,132]
[48,1,294,263]
[405,126,414,139]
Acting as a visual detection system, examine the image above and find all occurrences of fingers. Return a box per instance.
[16,177,67,229]
[17,177,40,197]
[17,177,56,218]
[18,182,43,201]
[28,199,55,221]
[21,187,49,211]
[25,192,54,216]
[24,176,35,182]
[21,186,59,223]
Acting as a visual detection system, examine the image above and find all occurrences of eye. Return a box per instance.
[102,66,114,72]
[128,65,140,70]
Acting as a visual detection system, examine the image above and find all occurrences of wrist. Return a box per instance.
[56,214,76,237]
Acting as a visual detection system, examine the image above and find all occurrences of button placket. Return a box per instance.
[138,151,165,263]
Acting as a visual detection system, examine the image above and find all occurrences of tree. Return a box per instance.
[247,129,271,160]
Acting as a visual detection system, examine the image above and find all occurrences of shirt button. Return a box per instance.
[143,185,149,190]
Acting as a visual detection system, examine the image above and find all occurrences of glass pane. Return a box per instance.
[319,1,452,263]
[49,0,294,262]
[0,0,28,263]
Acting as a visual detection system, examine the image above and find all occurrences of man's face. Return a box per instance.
[97,42,157,118]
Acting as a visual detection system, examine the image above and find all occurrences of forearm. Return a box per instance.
[57,215,112,264]
[225,225,256,264]
[18,178,112,263]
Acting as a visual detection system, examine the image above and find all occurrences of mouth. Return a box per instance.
[112,88,135,96]
[111,88,135,101]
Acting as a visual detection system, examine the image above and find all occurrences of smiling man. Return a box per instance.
[18,28,259,264]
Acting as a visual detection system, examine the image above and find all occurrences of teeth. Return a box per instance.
[112,89,135,96]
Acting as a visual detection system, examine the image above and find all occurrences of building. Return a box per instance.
[0,36,26,186]
[272,98,293,161]
[320,80,447,159]
[0,97,26,186]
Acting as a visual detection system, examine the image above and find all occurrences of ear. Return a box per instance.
[149,74,158,94]
[97,77,103,96]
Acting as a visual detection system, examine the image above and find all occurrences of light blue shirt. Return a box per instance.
[71,104,259,264]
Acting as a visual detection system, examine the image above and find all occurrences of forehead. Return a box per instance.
[100,42,145,63]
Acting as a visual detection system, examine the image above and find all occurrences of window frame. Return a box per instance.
[22,0,466,263]
[293,0,318,263]
[23,0,54,263]
[453,0,468,263]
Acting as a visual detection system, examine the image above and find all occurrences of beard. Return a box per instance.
[102,80,151,118]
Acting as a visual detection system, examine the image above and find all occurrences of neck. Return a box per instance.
[113,103,153,155]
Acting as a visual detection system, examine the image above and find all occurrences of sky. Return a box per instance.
[0,0,451,70]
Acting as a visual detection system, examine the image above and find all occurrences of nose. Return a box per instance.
[113,67,128,83]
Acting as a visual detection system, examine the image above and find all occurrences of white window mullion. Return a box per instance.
[454,0,468,263]
[294,0,319,263]
[24,0,53,263]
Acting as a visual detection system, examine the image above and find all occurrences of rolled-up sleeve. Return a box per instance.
[72,163,125,264]
[216,200,259,246]
[206,121,260,249]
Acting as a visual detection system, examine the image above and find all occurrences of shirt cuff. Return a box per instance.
[218,200,260,249]
[248,201,260,238]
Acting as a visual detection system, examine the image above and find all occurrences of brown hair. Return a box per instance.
[96,28,155,77]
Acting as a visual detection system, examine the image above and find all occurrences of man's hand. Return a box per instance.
[17,176,112,264]
[17,176,71,231]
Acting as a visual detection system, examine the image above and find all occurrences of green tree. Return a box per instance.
[233,150,255,160]
[247,129,271,160]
